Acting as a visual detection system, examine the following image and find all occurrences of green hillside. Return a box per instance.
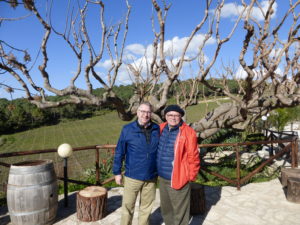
[0,99,228,152]
[0,111,127,152]
[0,99,230,195]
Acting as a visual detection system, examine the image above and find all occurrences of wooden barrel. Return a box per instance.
[7,160,58,225]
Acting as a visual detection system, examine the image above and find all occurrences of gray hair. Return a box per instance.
[138,101,153,111]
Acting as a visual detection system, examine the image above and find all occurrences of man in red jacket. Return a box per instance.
[157,105,200,225]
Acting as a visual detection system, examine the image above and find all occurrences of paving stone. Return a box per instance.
[1,178,300,225]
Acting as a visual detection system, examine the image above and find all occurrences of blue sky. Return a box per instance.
[0,0,293,99]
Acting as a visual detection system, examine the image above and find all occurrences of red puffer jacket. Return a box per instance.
[160,122,200,190]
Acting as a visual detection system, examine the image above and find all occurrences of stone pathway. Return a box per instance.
[1,178,300,225]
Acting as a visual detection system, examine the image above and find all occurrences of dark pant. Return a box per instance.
[159,177,190,225]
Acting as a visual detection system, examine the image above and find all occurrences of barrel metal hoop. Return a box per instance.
[7,179,57,190]
[9,163,54,175]
[9,207,54,216]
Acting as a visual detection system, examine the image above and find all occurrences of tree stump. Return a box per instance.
[287,177,300,203]
[77,186,107,222]
[190,183,206,215]
[281,168,300,187]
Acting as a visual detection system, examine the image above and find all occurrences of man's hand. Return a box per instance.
[115,174,123,185]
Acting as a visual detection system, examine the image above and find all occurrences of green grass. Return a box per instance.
[0,99,230,152]
[0,110,130,198]
[197,154,280,187]
[186,99,230,123]
[0,99,230,178]
[0,111,128,151]
[0,99,240,201]
[0,103,221,196]
[0,99,280,205]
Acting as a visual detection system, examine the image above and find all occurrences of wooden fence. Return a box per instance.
[199,129,299,190]
[0,130,298,193]
[0,145,116,192]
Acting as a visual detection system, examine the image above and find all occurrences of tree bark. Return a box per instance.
[76,186,107,222]
[190,182,206,215]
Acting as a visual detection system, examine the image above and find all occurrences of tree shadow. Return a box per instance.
[0,193,79,225]
[148,185,222,225]
[55,192,77,222]
[0,186,222,225]
[150,207,163,225]
[55,192,123,222]
[0,193,80,225]
[106,195,122,214]
[0,205,10,225]
[189,185,222,225]
[0,204,8,216]
[280,179,288,199]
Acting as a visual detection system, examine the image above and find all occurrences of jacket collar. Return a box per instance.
[166,120,183,131]
[136,120,152,129]
[160,121,187,133]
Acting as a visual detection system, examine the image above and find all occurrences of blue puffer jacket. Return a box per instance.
[113,121,160,181]
[157,124,180,180]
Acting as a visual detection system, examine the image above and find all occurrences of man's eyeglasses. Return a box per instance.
[138,110,152,115]
[166,114,181,118]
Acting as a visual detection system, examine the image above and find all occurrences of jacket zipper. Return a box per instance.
[171,129,181,188]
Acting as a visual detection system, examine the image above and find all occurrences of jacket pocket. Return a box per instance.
[184,162,190,181]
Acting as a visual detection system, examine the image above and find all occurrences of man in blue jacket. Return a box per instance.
[113,102,159,225]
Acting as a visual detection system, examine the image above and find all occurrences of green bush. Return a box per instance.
[244,133,265,152]
[58,157,116,194]
[200,129,243,153]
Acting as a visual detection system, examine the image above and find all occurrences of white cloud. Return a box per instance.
[99,33,215,66]
[116,66,132,85]
[126,34,215,78]
[219,3,245,18]
[219,1,277,21]
[251,1,277,20]
[235,66,248,79]
[269,48,282,58]
[235,65,282,79]
[156,34,215,59]
[96,33,215,85]
[124,53,138,62]
[125,43,146,55]
[275,67,282,76]
[97,59,114,69]
[93,64,132,86]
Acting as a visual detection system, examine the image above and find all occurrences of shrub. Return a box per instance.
[244,133,265,152]
[201,129,243,153]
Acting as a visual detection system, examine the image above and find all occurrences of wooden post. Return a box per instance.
[294,139,299,168]
[77,186,107,222]
[270,132,274,156]
[291,140,296,168]
[281,168,300,187]
[95,148,100,185]
[236,146,241,190]
[286,177,300,203]
[190,183,206,215]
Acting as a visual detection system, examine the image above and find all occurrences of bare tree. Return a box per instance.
[0,0,299,138]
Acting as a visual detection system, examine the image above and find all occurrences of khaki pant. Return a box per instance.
[159,177,190,225]
[121,176,156,225]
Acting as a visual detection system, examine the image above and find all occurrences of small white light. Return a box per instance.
[261,115,267,121]
[57,143,73,158]
[266,113,270,117]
